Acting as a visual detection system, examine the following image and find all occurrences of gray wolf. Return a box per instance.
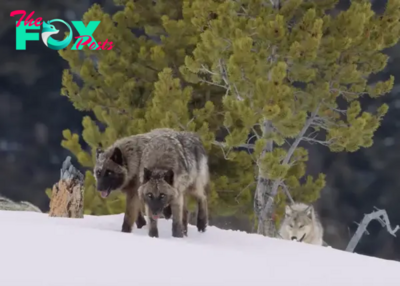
[93,128,177,233]
[0,195,41,213]
[138,131,209,238]
[278,202,324,246]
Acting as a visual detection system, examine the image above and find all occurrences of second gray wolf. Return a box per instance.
[138,131,210,238]
[278,202,324,246]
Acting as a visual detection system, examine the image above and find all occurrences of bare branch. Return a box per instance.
[280,183,294,204]
[186,117,196,129]
[322,102,347,115]
[200,64,219,76]
[330,88,368,97]
[303,137,333,146]
[311,121,329,131]
[345,207,399,252]
[235,182,256,204]
[212,141,254,150]
[282,104,321,165]
[251,127,261,140]
[218,59,244,101]
[199,79,228,89]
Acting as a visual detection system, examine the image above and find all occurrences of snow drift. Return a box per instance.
[0,210,398,286]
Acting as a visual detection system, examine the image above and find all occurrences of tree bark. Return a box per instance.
[254,121,277,237]
[49,156,84,218]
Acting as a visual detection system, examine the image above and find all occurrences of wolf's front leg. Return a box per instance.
[146,206,159,238]
[122,191,141,233]
[135,211,147,229]
[171,195,184,238]
[163,205,172,219]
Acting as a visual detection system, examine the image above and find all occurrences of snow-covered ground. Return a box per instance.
[0,211,399,286]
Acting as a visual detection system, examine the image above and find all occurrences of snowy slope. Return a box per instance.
[0,211,398,286]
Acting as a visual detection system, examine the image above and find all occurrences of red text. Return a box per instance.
[75,36,114,50]
[10,10,42,27]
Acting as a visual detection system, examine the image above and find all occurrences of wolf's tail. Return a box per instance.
[0,195,42,213]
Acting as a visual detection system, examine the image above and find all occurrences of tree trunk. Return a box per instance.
[49,156,84,218]
[254,121,278,237]
[255,177,279,237]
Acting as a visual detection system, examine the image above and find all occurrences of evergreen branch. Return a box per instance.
[212,141,254,150]
[218,59,244,101]
[323,102,347,114]
[311,121,329,131]
[345,207,400,253]
[282,104,321,165]
[199,79,228,89]
[303,137,333,146]
[200,65,219,76]
[312,116,348,129]
[199,62,243,100]
[330,88,368,97]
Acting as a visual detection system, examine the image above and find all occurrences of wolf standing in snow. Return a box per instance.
[278,202,324,246]
[93,128,177,234]
[138,131,209,238]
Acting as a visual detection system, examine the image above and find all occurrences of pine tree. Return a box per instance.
[57,1,255,219]
[182,0,399,236]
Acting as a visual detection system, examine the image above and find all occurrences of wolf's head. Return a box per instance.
[93,146,128,198]
[282,203,316,242]
[139,168,176,218]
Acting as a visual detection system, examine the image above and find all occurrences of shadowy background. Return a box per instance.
[1,0,399,261]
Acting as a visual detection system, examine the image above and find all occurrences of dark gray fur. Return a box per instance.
[138,131,210,238]
[93,128,177,233]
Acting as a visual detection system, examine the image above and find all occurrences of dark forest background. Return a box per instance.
[1,0,400,261]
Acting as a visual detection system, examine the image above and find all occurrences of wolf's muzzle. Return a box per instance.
[291,233,306,242]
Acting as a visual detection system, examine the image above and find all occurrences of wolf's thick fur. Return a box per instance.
[94,128,177,233]
[0,195,41,213]
[138,131,209,238]
[278,202,324,246]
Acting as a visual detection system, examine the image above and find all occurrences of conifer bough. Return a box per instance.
[181,0,398,236]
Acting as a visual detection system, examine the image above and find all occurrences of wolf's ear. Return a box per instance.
[285,205,292,216]
[164,169,174,186]
[96,148,103,159]
[143,168,152,183]
[110,147,123,165]
[305,205,314,218]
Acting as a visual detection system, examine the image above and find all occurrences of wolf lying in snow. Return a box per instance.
[278,202,324,246]
[0,195,41,213]
[138,131,210,238]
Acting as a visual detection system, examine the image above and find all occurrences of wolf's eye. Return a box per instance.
[146,193,153,199]
[96,170,101,176]
[299,225,304,229]
[105,170,113,176]
[289,224,294,228]
[159,194,165,199]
